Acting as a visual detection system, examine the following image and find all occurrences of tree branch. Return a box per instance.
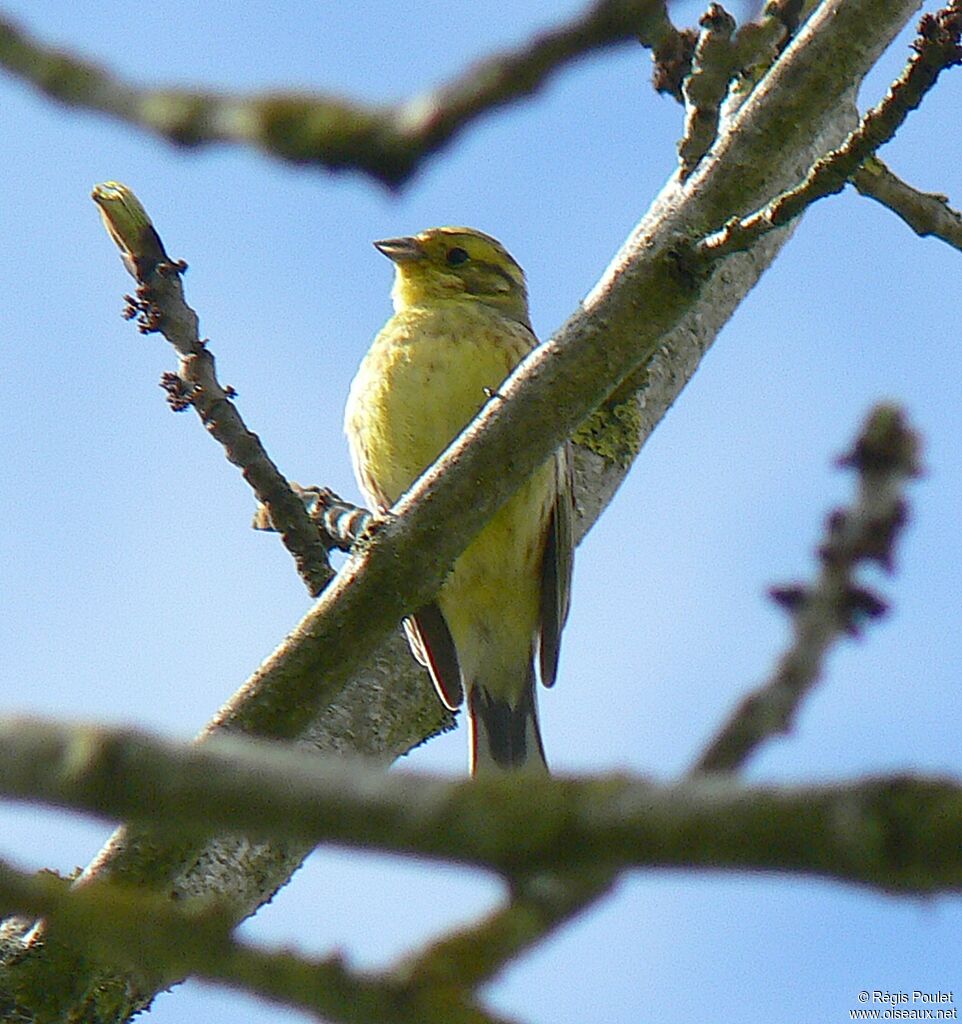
[0,857,515,1024]
[678,4,738,179]
[701,0,962,259]
[854,156,962,252]
[691,405,920,775]
[1,721,961,895]
[0,1,673,187]
[395,869,615,993]
[92,182,334,597]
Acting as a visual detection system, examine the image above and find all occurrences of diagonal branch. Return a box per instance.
[92,182,333,597]
[0,857,516,1024]
[854,156,962,252]
[701,0,962,259]
[395,869,614,993]
[0,1,673,187]
[691,405,920,775]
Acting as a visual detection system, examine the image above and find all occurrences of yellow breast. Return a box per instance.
[345,300,555,690]
[345,301,536,509]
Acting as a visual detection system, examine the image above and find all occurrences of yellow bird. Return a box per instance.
[344,227,573,773]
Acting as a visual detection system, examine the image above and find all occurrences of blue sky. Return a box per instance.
[1,2,961,1022]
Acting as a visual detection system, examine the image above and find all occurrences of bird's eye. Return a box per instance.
[445,247,469,266]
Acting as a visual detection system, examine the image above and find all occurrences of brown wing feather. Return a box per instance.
[539,443,575,688]
[349,444,465,711]
[405,606,464,710]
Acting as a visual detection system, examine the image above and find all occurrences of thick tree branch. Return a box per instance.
[203,0,925,753]
[691,405,920,775]
[0,2,673,187]
[1,721,962,895]
[0,857,515,1024]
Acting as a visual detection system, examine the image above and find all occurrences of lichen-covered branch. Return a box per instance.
[0,1,674,187]
[1,721,962,895]
[691,405,920,775]
[0,857,515,1024]
[91,183,333,597]
[854,156,962,252]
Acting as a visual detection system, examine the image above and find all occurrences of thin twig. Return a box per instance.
[92,183,333,596]
[678,4,738,180]
[396,869,614,991]
[1,2,674,187]
[701,1,962,258]
[854,156,962,252]
[691,405,920,775]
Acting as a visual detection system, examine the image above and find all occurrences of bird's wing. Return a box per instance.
[347,411,466,711]
[539,442,575,688]
[352,466,466,712]
[405,606,463,710]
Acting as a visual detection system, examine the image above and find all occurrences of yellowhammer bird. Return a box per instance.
[344,227,573,773]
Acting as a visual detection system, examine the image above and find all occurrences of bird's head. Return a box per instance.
[375,227,530,326]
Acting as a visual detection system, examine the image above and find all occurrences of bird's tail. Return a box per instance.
[468,677,548,774]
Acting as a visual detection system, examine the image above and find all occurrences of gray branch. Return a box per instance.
[0,721,960,894]
[854,156,962,251]
[0,1,675,187]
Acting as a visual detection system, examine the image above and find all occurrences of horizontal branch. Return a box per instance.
[0,1,672,187]
[1,719,960,894]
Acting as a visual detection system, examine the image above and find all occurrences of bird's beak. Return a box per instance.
[373,236,426,263]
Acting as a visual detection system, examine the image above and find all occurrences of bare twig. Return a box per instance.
[701,1,962,258]
[658,1,812,112]
[854,156,962,252]
[692,405,920,775]
[396,869,615,992]
[1,2,674,187]
[92,183,333,596]
[678,4,738,179]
